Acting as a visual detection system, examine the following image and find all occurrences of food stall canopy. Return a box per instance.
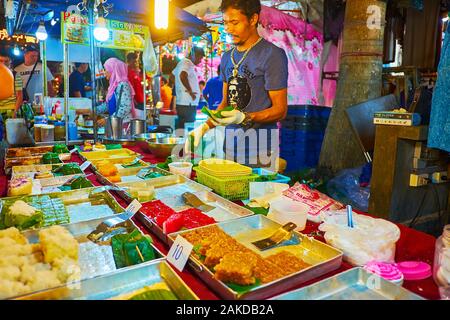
[12,0,208,45]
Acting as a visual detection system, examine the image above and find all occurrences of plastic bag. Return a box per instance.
[327,166,370,212]
[282,183,344,222]
[319,210,401,266]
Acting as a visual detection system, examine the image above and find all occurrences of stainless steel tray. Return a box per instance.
[139,188,254,245]
[0,187,125,230]
[4,155,50,174]
[8,217,164,300]
[11,163,82,179]
[116,174,211,207]
[169,214,343,300]
[15,261,197,300]
[94,165,171,185]
[271,268,424,300]
[6,145,54,158]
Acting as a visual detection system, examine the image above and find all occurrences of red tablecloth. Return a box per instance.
[0,145,441,300]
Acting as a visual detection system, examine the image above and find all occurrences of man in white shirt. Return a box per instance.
[14,45,55,101]
[172,47,204,129]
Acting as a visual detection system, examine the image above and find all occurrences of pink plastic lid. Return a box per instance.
[364,262,403,282]
[396,261,432,281]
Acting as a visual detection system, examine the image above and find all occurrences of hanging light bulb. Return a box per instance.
[155,0,169,30]
[35,21,48,41]
[94,16,109,42]
[13,46,20,56]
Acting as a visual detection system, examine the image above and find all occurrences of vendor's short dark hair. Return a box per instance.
[24,44,39,53]
[193,46,205,58]
[75,62,86,68]
[220,0,261,20]
[127,52,139,63]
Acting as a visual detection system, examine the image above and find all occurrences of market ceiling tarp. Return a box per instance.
[11,0,208,44]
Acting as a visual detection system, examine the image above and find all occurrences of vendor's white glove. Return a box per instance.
[184,123,211,154]
[211,109,246,126]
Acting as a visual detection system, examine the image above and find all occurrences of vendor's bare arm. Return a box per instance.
[248,88,287,123]
[180,71,196,100]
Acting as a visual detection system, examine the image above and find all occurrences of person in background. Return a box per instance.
[126,52,145,119]
[172,47,205,129]
[160,76,173,110]
[203,65,224,110]
[96,57,135,125]
[198,80,208,109]
[14,45,55,101]
[0,49,23,116]
[69,63,90,97]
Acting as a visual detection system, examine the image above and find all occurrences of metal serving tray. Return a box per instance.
[79,148,140,165]
[7,217,164,300]
[115,174,211,207]
[4,156,49,174]
[169,214,343,300]
[139,188,254,245]
[0,187,125,230]
[11,163,81,179]
[15,261,197,300]
[95,165,171,185]
[6,146,53,158]
[271,268,424,300]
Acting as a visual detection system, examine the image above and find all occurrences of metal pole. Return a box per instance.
[41,40,48,96]
[87,0,98,143]
[142,52,147,125]
[63,43,69,145]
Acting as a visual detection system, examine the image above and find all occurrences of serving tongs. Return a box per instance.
[89,185,129,197]
[252,222,300,251]
[87,210,136,243]
[136,165,159,180]
[182,192,215,212]
[122,155,144,168]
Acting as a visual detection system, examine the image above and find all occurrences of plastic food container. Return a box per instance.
[267,196,309,231]
[34,124,43,142]
[168,162,193,178]
[40,125,55,142]
[319,210,401,266]
[54,122,66,141]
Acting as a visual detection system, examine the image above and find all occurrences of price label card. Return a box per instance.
[167,235,193,272]
[126,199,142,215]
[80,161,91,171]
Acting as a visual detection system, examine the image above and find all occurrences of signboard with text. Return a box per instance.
[61,12,148,51]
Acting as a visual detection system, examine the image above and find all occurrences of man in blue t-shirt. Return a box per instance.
[185,0,288,168]
[203,66,224,110]
[69,63,89,98]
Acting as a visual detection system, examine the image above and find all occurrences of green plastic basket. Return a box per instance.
[194,166,259,201]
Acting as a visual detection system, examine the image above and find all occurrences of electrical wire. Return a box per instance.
[409,187,428,228]
[430,183,442,232]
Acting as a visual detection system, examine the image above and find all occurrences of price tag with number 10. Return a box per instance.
[167,235,193,272]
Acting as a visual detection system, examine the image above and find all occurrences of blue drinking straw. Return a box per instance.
[347,205,354,228]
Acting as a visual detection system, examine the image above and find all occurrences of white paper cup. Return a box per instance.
[168,162,193,178]
[268,196,309,231]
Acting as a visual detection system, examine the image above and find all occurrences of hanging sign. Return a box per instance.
[61,12,149,51]
[0,29,38,44]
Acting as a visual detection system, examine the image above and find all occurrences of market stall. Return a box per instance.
[7,0,208,146]
[0,140,439,299]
